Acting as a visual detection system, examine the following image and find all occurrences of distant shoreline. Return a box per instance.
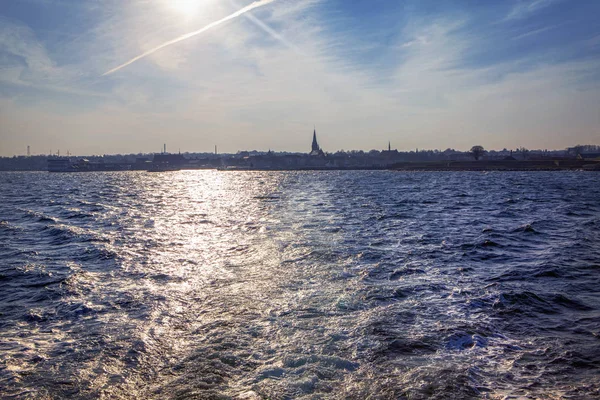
[224,160,600,171]
[390,159,600,171]
[1,160,599,172]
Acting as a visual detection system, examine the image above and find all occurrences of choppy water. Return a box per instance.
[1,171,599,399]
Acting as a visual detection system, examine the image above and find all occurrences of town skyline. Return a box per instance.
[3,131,598,159]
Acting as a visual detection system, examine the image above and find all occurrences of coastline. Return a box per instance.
[390,159,600,172]
[1,159,599,172]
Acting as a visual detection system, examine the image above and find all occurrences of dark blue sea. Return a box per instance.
[1,171,599,399]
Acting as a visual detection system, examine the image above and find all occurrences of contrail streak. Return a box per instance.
[103,0,276,76]
[243,11,303,54]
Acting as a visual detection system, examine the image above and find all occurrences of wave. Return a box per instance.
[493,291,593,315]
[40,224,109,245]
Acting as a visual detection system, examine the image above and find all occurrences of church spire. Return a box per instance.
[312,127,319,153]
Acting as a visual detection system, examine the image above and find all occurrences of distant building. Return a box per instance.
[382,141,398,156]
[48,157,75,172]
[152,153,186,166]
[309,128,325,156]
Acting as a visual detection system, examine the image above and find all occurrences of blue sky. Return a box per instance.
[1,0,599,156]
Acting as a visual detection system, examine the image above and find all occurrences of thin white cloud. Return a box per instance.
[506,0,560,20]
[512,24,561,40]
[0,17,54,74]
[0,17,105,97]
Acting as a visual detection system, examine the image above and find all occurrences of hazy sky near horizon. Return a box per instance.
[1,0,599,156]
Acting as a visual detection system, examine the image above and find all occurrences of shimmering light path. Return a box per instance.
[0,171,599,398]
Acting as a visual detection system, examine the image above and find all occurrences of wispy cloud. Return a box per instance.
[511,24,561,40]
[0,16,104,97]
[506,0,560,20]
[0,17,54,78]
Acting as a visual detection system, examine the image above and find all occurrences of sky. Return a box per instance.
[0,0,599,156]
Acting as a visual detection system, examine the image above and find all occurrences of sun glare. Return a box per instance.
[170,0,202,16]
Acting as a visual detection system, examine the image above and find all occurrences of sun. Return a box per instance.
[169,0,202,16]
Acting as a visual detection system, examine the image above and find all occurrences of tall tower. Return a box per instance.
[311,128,320,153]
[27,145,30,157]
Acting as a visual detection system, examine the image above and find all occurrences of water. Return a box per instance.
[1,171,599,399]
